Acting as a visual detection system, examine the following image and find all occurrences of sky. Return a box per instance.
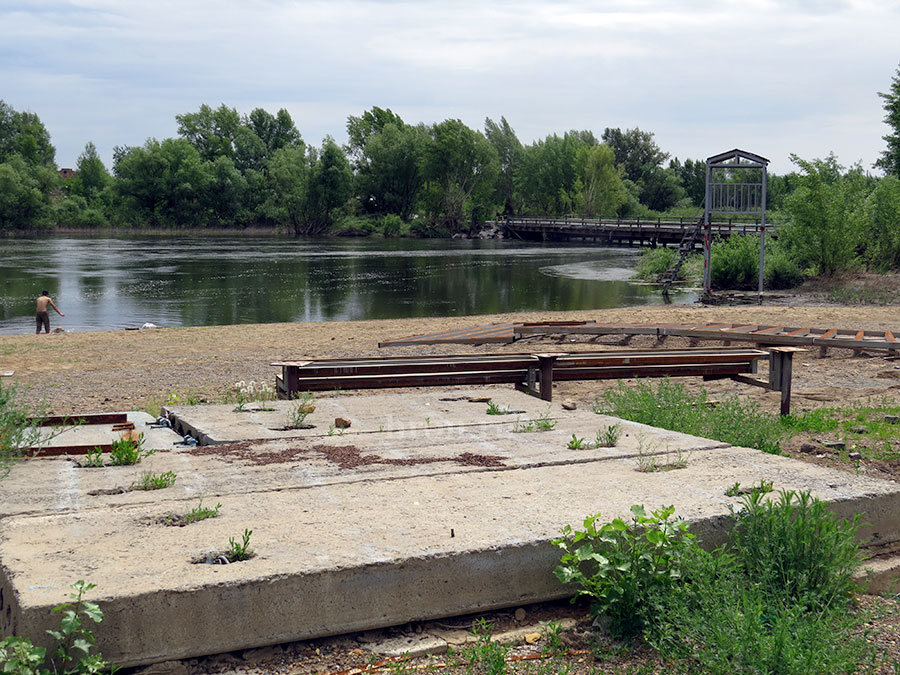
[1,0,898,175]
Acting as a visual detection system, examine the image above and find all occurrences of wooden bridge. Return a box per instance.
[501,216,772,247]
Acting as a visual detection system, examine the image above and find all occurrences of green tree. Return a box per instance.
[113,138,212,228]
[176,103,242,162]
[0,156,48,229]
[601,127,668,184]
[354,122,424,220]
[266,144,310,234]
[346,106,405,162]
[781,154,870,276]
[573,143,627,217]
[670,157,706,207]
[421,119,499,232]
[862,175,900,270]
[245,107,302,154]
[306,137,353,234]
[876,62,900,177]
[484,116,522,215]
[515,132,590,216]
[73,142,110,202]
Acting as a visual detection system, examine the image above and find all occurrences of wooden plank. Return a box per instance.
[854,330,865,341]
[785,328,810,336]
[886,331,896,342]
[821,329,837,339]
[751,326,783,334]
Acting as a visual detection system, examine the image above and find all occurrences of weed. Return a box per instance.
[486,400,503,415]
[595,380,785,454]
[540,620,564,656]
[595,423,621,447]
[165,499,221,527]
[131,470,176,491]
[0,380,56,479]
[226,528,254,562]
[107,434,154,466]
[286,392,315,429]
[461,618,509,674]
[0,580,112,675]
[724,479,775,498]
[82,447,105,468]
[731,490,863,607]
[566,434,586,450]
[553,505,696,638]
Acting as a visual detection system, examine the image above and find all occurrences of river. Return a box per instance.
[0,236,695,335]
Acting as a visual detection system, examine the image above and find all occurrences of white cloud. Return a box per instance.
[0,0,897,173]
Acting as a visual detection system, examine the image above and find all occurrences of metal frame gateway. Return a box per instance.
[704,149,769,296]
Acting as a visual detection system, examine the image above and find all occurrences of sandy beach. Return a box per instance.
[4,303,900,417]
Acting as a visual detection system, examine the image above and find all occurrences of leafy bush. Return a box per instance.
[0,381,44,479]
[730,490,863,608]
[553,505,696,638]
[710,233,759,289]
[634,247,677,281]
[557,495,870,673]
[594,379,786,454]
[380,214,405,237]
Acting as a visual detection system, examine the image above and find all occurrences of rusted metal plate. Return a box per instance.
[28,413,129,427]
[379,323,516,347]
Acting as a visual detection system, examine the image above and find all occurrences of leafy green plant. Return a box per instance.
[725,482,742,497]
[485,400,503,415]
[730,490,863,607]
[226,528,254,562]
[539,620,564,656]
[286,392,315,429]
[595,424,621,447]
[130,470,176,491]
[566,434,586,450]
[553,505,696,638]
[461,618,509,675]
[595,380,786,454]
[0,580,112,675]
[644,491,871,674]
[0,381,52,479]
[107,434,154,466]
[81,447,105,468]
[165,499,221,526]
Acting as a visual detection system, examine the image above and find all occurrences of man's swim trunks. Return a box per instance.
[36,310,50,333]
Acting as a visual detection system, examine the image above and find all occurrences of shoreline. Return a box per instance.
[5,303,900,416]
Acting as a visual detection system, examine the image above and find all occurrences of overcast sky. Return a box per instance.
[1,0,897,175]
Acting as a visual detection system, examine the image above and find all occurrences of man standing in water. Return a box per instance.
[35,290,64,334]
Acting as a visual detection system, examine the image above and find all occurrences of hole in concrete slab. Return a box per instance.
[191,551,256,565]
[235,407,276,413]
[268,424,315,431]
[87,486,129,496]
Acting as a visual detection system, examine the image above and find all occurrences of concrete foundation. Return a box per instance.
[1,390,899,667]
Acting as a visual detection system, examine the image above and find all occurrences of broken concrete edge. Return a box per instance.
[4,491,898,669]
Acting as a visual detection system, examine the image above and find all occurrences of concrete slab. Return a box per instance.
[35,411,184,454]
[2,389,899,668]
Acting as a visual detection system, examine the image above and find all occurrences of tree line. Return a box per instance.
[1,60,899,281]
[0,100,794,236]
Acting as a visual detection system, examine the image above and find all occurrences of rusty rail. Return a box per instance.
[274,347,799,412]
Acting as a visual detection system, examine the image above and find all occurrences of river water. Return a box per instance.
[0,236,695,335]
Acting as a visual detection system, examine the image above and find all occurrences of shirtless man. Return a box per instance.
[36,290,64,334]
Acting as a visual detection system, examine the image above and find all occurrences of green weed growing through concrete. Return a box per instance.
[131,470,176,491]
[0,580,112,675]
[107,434,154,466]
[165,499,221,527]
[226,529,255,562]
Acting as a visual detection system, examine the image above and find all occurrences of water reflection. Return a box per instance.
[0,236,695,334]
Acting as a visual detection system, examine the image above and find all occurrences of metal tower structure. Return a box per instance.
[703,149,769,297]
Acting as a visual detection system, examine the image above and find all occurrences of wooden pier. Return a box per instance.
[502,216,771,247]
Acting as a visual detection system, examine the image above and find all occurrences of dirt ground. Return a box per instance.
[6,299,900,673]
